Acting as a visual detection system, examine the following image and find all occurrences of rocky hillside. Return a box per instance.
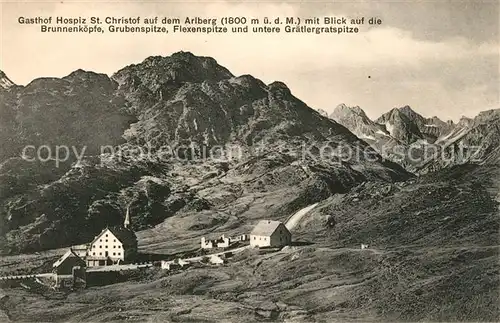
[0,52,411,254]
[0,69,135,162]
[417,109,500,173]
[290,162,500,321]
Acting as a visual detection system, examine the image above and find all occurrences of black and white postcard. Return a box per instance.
[0,0,498,321]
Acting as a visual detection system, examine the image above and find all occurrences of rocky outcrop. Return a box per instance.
[0,71,15,90]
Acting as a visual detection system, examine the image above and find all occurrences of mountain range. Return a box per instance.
[330,104,499,173]
[1,52,498,255]
[0,51,411,254]
[0,52,498,322]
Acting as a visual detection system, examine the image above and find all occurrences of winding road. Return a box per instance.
[285,203,319,230]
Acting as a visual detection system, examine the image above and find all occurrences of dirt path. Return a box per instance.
[285,203,318,230]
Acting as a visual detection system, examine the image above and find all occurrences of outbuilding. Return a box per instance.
[52,249,86,275]
[250,220,291,248]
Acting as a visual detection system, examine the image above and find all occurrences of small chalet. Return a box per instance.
[86,205,138,267]
[52,249,86,275]
[250,220,291,248]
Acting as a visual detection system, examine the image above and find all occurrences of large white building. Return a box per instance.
[250,220,291,248]
[86,226,138,267]
[86,205,138,267]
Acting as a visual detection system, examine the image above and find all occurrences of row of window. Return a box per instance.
[92,245,122,249]
[99,239,117,243]
[252,236,290,242]
[92,252,121,256]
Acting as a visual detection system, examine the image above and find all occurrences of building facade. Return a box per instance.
[86,204,138,267]
[250,220,292,248]
[86,227,138,267]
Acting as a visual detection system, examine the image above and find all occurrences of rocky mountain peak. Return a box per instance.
[268,80,291,93]
[457,116,474,128]
[331,104,369,119]
[62,69,118,90]
[64,68,108,80]
[0,70,15,89]
[112,52,234,93]
[330,104,390,142]
[376,107,423,143]
[377,107,406,123]
[398,105,421,119]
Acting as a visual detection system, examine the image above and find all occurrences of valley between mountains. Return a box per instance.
[0,52,498,322]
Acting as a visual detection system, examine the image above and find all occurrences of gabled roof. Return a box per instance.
[90,226,137,247]
[250,220,288,236]
[53,249,84,268]
[90,228,113,246]
[108,226,137,247]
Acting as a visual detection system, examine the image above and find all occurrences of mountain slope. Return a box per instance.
[0,52,411,254]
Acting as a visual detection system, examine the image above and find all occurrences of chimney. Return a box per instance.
[124,204,131,228]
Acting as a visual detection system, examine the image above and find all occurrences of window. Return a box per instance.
[99,252,102,256]
[253,237,256,240]
[113,252,116,256]
[113,245,115,248]
[113,239,116,242]
[105,239,108,242]
[93,252,95,255]
[118,252,121,256]
[99,245,102,248]
[105,234,108,237]
[99,239,102,242]
[105,245,108,249]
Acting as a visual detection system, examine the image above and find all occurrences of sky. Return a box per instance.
[1,0,498,121]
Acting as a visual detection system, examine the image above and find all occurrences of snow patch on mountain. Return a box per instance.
[385,123,394,136]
